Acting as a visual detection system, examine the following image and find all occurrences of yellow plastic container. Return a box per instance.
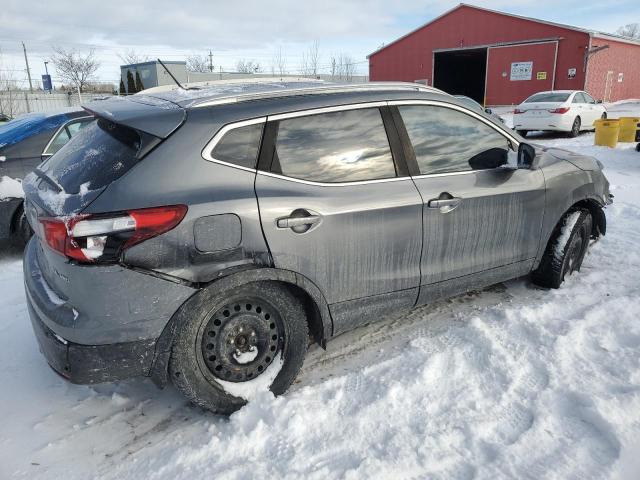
[617,117,640,143]
[593,119,620,148]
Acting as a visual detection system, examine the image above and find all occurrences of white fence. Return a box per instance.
[0,91,115,118]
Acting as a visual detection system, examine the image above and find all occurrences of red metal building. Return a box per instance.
[368,4,640,106]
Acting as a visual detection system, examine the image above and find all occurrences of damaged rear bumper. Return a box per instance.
[27,297,156,384]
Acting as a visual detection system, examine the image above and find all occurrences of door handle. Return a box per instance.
[427,198,461,208]
[276,209,322,233]
[277,215,320,229]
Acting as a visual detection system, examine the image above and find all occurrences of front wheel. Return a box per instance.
[532,209,592,288]
[169,281,308,414]
[569,117,581,137]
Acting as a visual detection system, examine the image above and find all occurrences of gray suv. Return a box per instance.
[22,81,612,413]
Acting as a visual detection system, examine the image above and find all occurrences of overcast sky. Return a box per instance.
[0,0,637,88]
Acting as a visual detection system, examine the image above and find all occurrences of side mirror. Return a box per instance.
[596,99,603,104]
[518,143,536,169]
[485,107,493,114]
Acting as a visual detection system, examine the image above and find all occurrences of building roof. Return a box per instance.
[120,60,186,69]
[368,3,640,58]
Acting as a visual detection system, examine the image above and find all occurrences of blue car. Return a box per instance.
[0,109,92,245]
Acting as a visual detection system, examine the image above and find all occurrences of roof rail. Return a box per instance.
[192,82,445,108]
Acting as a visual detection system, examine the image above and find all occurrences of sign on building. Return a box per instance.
[568,68,577,79]
[510,62,533,81]
[536,72,547,80]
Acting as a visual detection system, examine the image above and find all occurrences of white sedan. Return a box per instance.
[513,90,607,138]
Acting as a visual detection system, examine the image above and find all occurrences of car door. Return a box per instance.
[255,105,424,334]
[582,92,604,124]
[571,92,590,128]
[390,101,546,304]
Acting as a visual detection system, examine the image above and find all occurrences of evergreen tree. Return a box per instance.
[135,71,144,92]
[126,70,136,94]
[119,79,126,95]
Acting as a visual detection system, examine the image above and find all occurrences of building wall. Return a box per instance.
[585,37,640,102]
[485,42,557,106]
[369,5,589,104]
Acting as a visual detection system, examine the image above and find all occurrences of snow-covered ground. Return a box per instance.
[1,132,640,479]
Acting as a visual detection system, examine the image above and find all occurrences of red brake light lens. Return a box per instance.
[549,107,570,114]
[39,205,187,263]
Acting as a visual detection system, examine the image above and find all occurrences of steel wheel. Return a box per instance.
[569,117,581,137]
[200,298,284,382]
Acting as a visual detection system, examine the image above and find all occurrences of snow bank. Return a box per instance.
[0,175,23,200]
[0,132,639,479]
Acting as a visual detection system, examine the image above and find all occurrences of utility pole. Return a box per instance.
[208,50,214,72]
[22,42,33,93]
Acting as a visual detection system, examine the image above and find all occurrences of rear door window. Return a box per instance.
[399,105,513,174]
[38,118,143,194]
[272,108,396,183]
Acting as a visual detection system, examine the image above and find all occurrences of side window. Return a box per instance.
[43,119,92,156]
[399,105,512,175]
[43,128,71,156]
[583,92,595,104]
[572,93,584,104]
[272,108,396,183]
[210,123,263,169]
[66,119,91,137]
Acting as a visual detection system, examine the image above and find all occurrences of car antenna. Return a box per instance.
[157,58,190,90]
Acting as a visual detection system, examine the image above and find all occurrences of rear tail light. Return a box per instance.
[549,107,570,114]
[40,205,187,263]
[513,108,524,114]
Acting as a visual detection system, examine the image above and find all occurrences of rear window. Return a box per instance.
[524,92,570,103]
[38,118,142,194]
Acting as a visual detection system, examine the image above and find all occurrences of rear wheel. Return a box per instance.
[516,130,528,138]
[169,281,308,414]
[569,117,581,137]
[532,208,592,288]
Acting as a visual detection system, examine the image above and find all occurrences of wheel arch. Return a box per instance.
[534,195,605,270]
[149,267,333,387]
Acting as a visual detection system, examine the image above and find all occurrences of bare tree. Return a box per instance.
[186,54,210,73]
[329,53,356,81]
[617,23,640,39]
[301,41,320,77]
[272,47,287,76]
[118,49,150,65]
[236,59,262,74]
[51,47,100,93]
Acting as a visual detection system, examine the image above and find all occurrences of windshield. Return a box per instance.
[524,92,571,103]
[38,118,142,194]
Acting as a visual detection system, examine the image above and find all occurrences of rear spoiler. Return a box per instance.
[82,95,186,139]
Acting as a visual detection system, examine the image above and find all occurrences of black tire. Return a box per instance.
[516,130,528,138]
[601,112,607,120]
[169,281,308,414]
[10,204,33,247]
[569,117,581,137]
[636,143,640,152]
[532,208,592,289]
